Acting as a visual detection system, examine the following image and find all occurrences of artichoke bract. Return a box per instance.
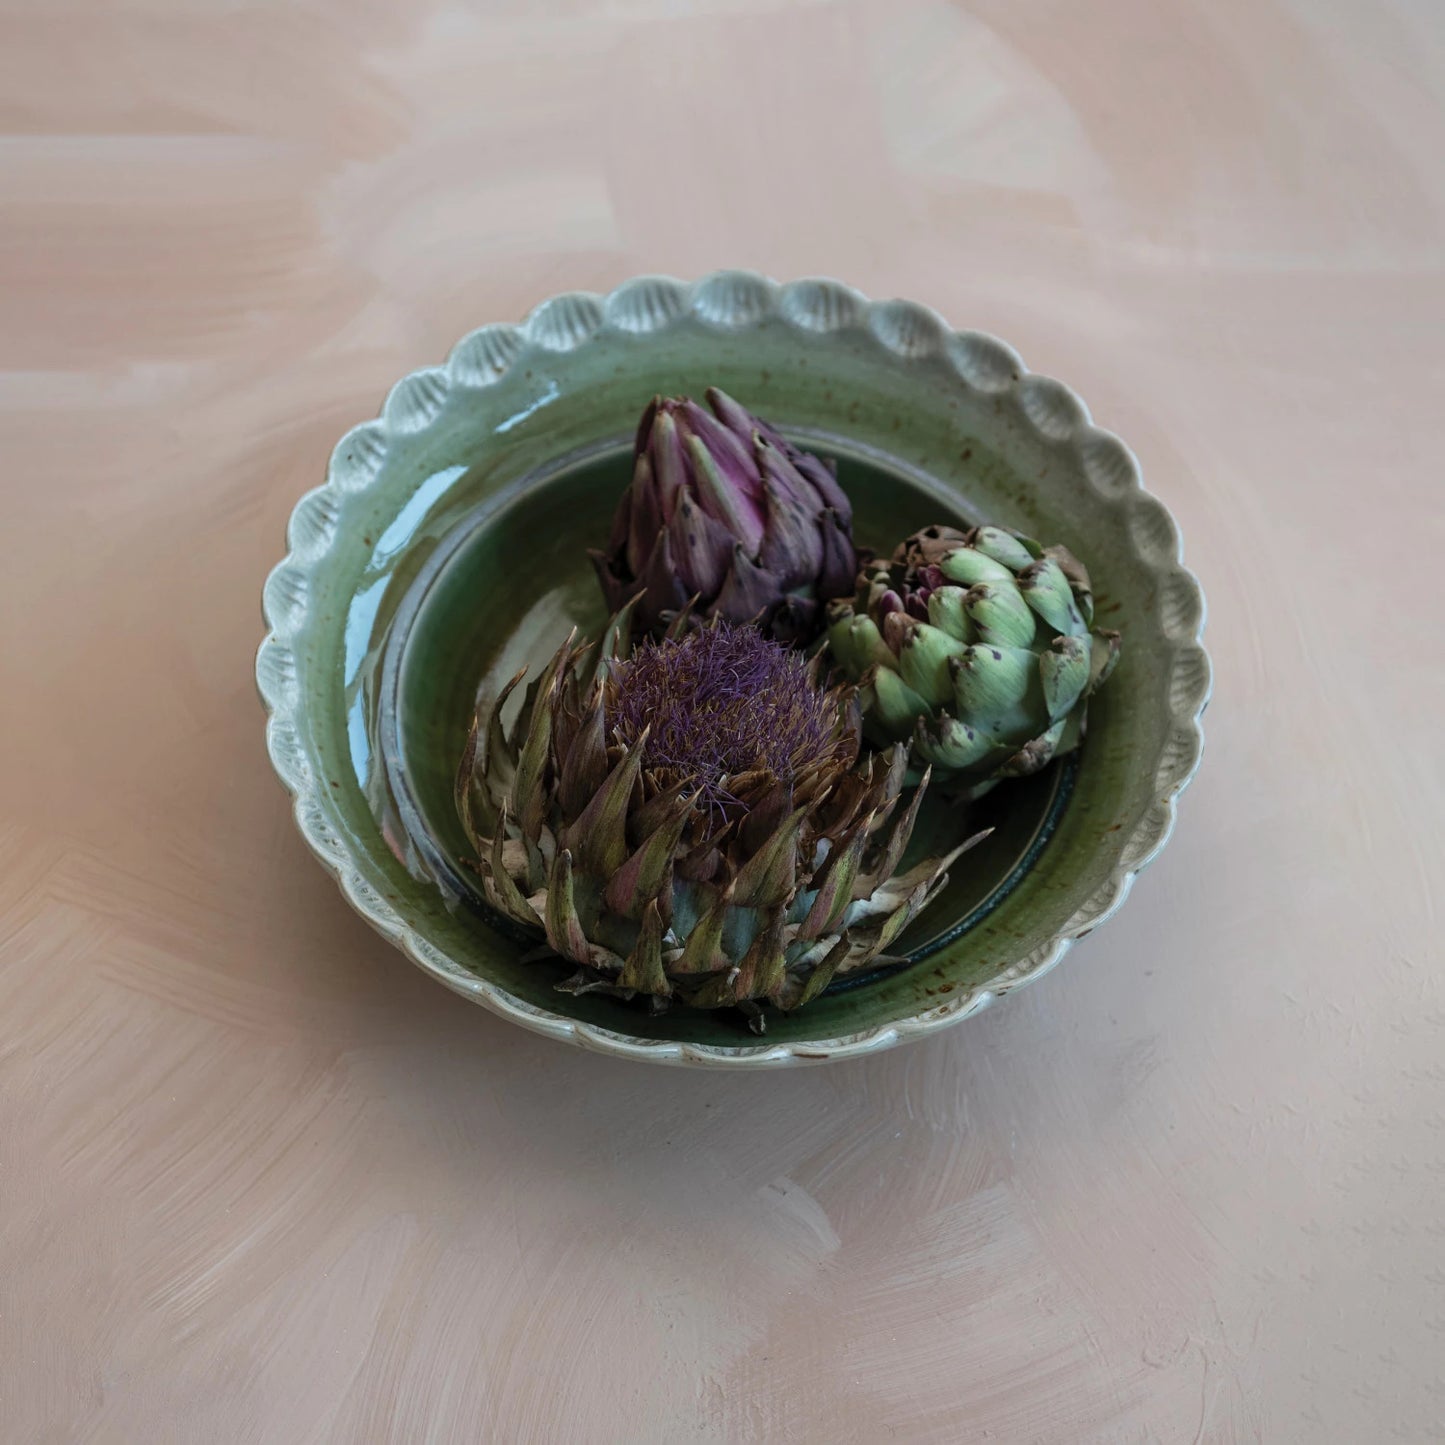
[590,388,859,644]
[457,610,983,1026]
[826,525,1121,796]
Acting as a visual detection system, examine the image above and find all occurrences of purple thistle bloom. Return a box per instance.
[612,623,844,816]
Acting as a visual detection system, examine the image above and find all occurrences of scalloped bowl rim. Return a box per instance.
[257,270,1211,1068]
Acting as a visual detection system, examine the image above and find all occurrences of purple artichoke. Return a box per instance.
[591,388,860,644]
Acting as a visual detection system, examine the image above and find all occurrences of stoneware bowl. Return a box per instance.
[257,271,1210,1067]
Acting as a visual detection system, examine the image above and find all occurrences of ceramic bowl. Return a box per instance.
[257,271,1210,1067]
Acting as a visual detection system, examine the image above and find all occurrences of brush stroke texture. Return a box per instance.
[2,1,1443,1440]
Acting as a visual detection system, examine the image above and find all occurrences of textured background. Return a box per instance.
[3,2,1443,1441]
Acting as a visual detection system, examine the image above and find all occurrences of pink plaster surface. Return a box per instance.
[2,2,1442,1440]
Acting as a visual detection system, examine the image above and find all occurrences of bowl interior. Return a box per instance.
[377,439,1078,1018]
[274,287,1200,1054]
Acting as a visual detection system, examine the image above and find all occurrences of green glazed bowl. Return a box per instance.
[257,271,1209,1067]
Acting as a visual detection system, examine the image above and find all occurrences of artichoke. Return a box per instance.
[457,609,983,1026]
[591,388,859,644]
[826,524,1121,796]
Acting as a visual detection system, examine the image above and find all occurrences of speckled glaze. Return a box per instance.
[257,271,1210,1067]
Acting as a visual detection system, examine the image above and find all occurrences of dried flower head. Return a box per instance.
[611,622,849,817]
[456,605,988,1021]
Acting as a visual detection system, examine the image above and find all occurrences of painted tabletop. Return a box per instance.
[3,2,1441,1441]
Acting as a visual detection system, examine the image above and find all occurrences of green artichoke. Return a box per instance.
[457,608,983,1026]
[590,388,859,644]
[826,524,1121,796]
